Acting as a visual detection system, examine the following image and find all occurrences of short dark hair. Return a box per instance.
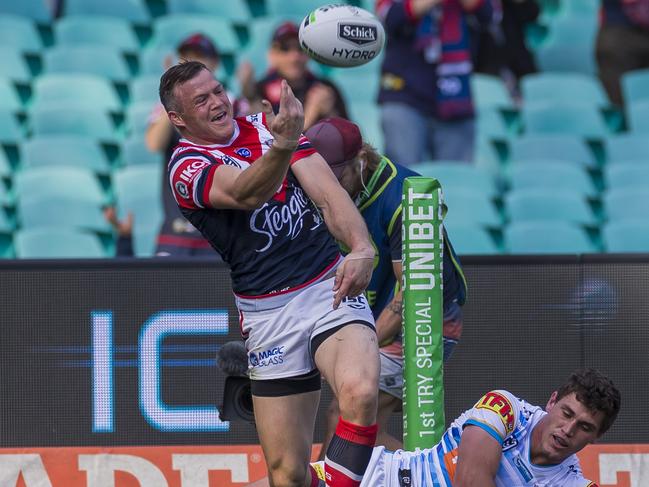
[555,368,621,435]
[159,60,209,113]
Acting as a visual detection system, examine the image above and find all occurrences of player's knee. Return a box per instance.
[267,460,308,487]
[338,377,378,421]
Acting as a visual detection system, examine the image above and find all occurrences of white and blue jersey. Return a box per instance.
[354,390,597,486]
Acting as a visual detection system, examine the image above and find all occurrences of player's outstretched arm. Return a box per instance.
[292,154,374,308]
[208,80,304,210]
[454,425,500,487]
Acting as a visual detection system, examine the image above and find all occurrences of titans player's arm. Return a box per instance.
[454,425,500,487]
[375,261,402,345]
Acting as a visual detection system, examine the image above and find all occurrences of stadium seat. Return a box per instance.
[266,0,325,17]
[31,74,122,112]
[0,47,32,83]
[130,75,161,104]
[605,188,649,221]
[603,219,649,252]
[14,227,107,258]
[0,176,12,206]
[606,163,649,191]
[166,0,252,23]
[0,15,44,51]
[327,69,381,105]
[505,221,597,254]
[0,109,24,143]
[443,221,500,255]
[150,15,240,55]
[125,102,153,135]
[43,46,132,83]
[621,67,649,104]
[509,135,597,168]
[521,73,608,107]
[0,207,12,231]
[535,43,596,75]
[30,105,119,141]
[476,107,514,141]
[21,135,111,176]
[472,74,514,110]
[18,196,111,233]
[0,79,23,112]
[0,0,54,22]
[522,103,608,139]
[604,134,649,164]
[0,149,11,179]
[62,0,151,23]
[509,161,596,198]
[443,190,502,228]
[0,211,13,257]
[121,135,162,166]
[627,100,649,133]
[139,46,174,76]
[54,15,140,54]
[410,161,498,197]
[14,167,108,206]
[505,189,597,225]
[345,101,383,152]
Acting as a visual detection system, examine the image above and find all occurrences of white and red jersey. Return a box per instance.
[167,112,340,296]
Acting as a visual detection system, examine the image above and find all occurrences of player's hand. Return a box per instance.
[261,99,276,126]
[270,80,304,150]
[332,250,374,309]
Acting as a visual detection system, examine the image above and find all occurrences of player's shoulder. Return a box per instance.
[462,389,522,440]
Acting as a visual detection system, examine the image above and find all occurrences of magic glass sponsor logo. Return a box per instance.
[249,346,285,368]
[338,23,377,46]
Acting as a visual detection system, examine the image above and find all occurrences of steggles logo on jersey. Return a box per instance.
[250,187,323,252]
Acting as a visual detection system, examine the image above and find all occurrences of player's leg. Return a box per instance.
[252,385,320,487]
[314,323,380,486]
[316,395,341,461]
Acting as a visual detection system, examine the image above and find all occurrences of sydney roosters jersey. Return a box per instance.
[167,112,340,296]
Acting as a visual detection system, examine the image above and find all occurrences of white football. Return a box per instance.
[299,4,385,68]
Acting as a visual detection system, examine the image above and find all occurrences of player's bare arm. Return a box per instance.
[454,425,501,487]
[375,261,403,344]
[208,80,304,210]
[292,154,374,308]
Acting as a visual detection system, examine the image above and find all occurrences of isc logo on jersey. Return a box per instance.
[476,391,516,434]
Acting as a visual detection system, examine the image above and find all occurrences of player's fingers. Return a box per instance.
[261,99,275,123]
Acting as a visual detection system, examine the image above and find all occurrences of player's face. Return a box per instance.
[170,69,234,144]
[337,159,364,201]
[536,391,604,464]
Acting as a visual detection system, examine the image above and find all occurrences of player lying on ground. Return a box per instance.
[246,368,620,486]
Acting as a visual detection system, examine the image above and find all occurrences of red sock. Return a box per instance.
[324,417,377,487]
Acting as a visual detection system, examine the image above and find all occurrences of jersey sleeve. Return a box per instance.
[290,133,317,164]
[387,206,402,261]
[169,154,220,210]
[463,390,520,443]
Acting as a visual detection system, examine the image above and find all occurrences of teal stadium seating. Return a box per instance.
[0,149,10,179]
[509,135,597,168]
[604,134,649,164]
[471,74,514,110]
[21,135,112,176]
[126,102,153,135]
[627,100,649,133]
[30,105,119,141]
[0,79,23,112]
[505,221,597,254]
[605,188,649,221]
[15,167,108,206]
[0,0,54,22]
[522,103,608,139]
[0,47,33,83]
[606,164,649,191]
[534,17,597,75]
[509,161,596,198]
[31,74,122,111]
[43,46,132,83]
[410,161,498,197]
[443,221,500,255]
[506,189,596,226]
[265,0,328,18]
[621,68,649,104]
[121,136,162,166]
[166,0,252,23]
[150,15,241,55]
[0,109,24,143]
[521,73,608,107]
[62,0,151,23]
[15,227,107,258]
[0,15,44,51]
[442,190,502,229]
[603,220,649,253]
[54,15,140,54]
[18,196,111,234]
[130,75,162,104]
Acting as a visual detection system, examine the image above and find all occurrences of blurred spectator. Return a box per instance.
[596,0,649,107]
[143,33,225,257]
[376,0,501,165]
[472,0,539,96]
[236,21,349,128]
